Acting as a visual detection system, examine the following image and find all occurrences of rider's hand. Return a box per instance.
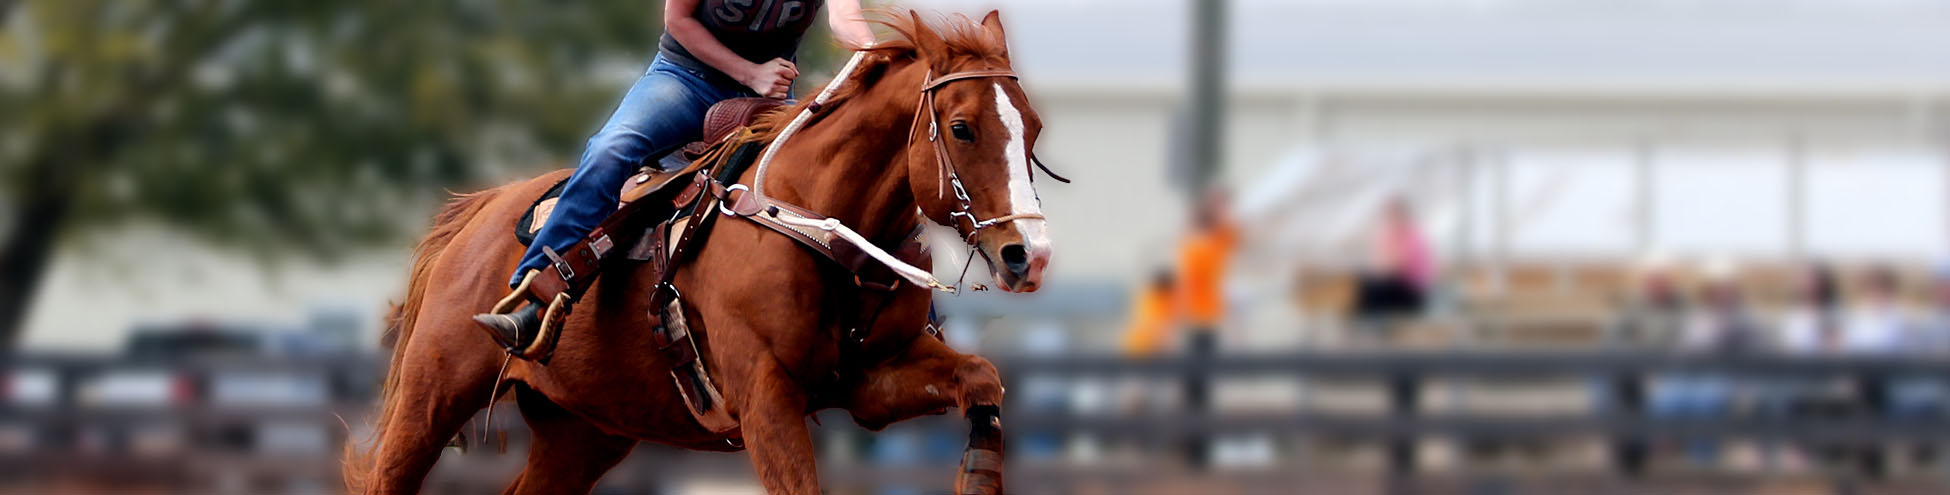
[740,58,798,99]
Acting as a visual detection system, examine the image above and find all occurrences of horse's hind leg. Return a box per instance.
[363,324,506,494]
[502,387,637,495]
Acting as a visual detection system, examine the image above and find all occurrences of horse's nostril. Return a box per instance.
[999,244,1030,274]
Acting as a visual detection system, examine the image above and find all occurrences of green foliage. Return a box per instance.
[0,0,737,260]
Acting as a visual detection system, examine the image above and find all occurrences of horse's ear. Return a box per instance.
[979,10,1008,58]
[907,10,945,66]
[979,10,1004,41]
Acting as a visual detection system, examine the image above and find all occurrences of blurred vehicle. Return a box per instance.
[34,320,353,460]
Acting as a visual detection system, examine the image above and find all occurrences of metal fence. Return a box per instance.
[3,350,1948,493]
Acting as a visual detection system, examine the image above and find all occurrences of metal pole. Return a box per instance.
[1179,0,1226,472]
[1786,133,1806,262]
[1491,147,1510,299]
[1635,138,1655,259]
[1182,0,1228,196]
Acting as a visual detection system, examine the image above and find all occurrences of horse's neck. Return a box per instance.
[761,60,929,243]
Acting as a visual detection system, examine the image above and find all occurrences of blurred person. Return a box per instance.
[1840,266,1914,356]
[1651,260,1761,466]
[1675,262,1764,354]
[1176,186,1236,469]
[473,0,879,343]
[1831,266,1926,477]
[1608,253,1689,346]
[1121,269,1179,358]
[1351,197,1436,339]
[1603,254,1689,475]
[1877,261,1950,469]
[1776,262,1846,355]
[1178,187,1236,344]
[1116,269,1177,423]
[1917,260,1950,354]
[1852,265,1950,473]
[1763,262,1849,473]
[1834,267,1917,419]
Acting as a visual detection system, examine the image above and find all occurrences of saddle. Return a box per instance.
[516,97,787,245]
[681,97,785,160]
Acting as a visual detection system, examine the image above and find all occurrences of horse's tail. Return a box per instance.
[343,189,499,493]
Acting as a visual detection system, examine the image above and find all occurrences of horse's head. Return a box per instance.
[896,11,1054,293]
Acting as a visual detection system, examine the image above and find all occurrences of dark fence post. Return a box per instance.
[1388,372,1419,478]
[48,360,85,453]
[1610,369,1647,477]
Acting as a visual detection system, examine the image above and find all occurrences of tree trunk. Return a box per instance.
[0,148,80,354]
[0,192,73,355]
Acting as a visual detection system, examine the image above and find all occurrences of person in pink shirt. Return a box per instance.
[1353,197,1436,329]
[1378,198,1435,292]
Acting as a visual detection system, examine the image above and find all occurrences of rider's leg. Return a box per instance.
[476,56,750,349]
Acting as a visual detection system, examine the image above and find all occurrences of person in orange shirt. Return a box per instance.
[1175,187,1234,469]
[1179,187,1237,337]
[1121,269,1179,357]
[1121,188,1236,359]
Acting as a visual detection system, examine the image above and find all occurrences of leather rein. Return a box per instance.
[717,52,1065,293]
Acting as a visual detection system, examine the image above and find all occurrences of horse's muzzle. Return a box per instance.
[989,239,1049,293]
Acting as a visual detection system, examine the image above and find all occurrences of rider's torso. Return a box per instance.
[658,0,826,85]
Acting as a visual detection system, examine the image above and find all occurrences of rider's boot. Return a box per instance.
[473,302,542,351]
[472,269,563,353]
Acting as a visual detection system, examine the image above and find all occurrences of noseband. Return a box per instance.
[914,68,1065,243]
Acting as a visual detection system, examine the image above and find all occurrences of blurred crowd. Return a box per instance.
[1113,190,1950,475]
[1621,258,1950,474]
[1619,259,1950,358]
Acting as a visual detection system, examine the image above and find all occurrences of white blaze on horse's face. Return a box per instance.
[991,82,1051,292]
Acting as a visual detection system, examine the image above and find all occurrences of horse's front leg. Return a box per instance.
[842,337,1007,495]
[740,356,822,495]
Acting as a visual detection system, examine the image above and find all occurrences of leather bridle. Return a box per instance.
[914,68,1068,244]
[715,53,1070,294]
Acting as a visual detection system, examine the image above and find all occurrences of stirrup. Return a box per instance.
[484,270,572,362]
[474,303,540,351]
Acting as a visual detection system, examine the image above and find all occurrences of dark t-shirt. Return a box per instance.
[658,0,825,88]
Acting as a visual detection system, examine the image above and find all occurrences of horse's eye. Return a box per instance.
[949,122,975,142]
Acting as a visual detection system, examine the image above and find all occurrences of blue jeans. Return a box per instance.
[1652,374,1731,462]
[512,56,752,287]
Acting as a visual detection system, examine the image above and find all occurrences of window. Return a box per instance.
[1652,149,1790,256]
[1805,150,1946,256]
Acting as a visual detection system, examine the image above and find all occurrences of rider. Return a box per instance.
[474,0,877,347]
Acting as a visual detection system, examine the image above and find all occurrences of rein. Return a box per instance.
[725,51,953,291]
[722,50,1060,293]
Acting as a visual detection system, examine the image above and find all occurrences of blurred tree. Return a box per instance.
[0,0,858,350]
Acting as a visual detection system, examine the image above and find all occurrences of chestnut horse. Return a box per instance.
[344,11,1053,495]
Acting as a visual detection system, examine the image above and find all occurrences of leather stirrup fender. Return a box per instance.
[657,297,737,433]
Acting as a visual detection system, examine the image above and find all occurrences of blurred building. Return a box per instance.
[888,0,1950,353]
[953,0,1950,275]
